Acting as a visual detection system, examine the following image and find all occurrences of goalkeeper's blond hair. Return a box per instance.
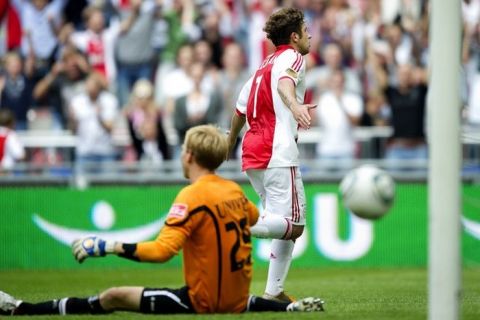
[184,125,228,171]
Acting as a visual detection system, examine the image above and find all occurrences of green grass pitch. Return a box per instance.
[1,267,479,319]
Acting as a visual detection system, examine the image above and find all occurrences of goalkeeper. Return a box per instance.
[0,125,324,316]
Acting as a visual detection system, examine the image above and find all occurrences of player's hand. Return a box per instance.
[72,236,114,263]
[291,104,317,129]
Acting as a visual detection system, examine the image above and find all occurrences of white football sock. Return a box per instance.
[265,239,295,296]
[250,214,293,239]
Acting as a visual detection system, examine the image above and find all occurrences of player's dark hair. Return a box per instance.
[263,7,304,46]
[0,108,15,128]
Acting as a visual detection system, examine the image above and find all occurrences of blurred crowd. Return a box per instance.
[0,0,478,172]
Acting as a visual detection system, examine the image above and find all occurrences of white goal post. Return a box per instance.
[428,0,462,319]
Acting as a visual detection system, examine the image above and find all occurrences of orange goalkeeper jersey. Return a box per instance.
[136,174,259,313]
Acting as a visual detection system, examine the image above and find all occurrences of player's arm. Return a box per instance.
[276,52,317,129]
[128,226,187,262]
[119,0,141,34]
[277,77,316,130]
[71,226,187,263]
[227,113,245,158]
[72,191,194,264]
[226,76,252,158]
[72,230,187,263]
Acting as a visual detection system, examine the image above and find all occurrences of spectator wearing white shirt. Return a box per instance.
[156,43,194,146]
[69,72,119,173]
[0,108,25,171]
[384,23,414,66]
[14,0,67,77]
[315,69,363,166]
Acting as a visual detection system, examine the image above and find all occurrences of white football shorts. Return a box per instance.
[246,167,306,225]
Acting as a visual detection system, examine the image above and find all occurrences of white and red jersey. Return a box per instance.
[0,127,25,170]
[235,45,306,171]
[70,24,120,84]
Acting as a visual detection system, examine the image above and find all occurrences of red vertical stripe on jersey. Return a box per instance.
[290,167,299,223]
[294,167,300,222]
[291,53,302,71]
[291,54,301,70]
[0,131,8,162]
[292,54,303,72]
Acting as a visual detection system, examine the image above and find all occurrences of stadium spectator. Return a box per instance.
[462,14,480,110]
[383,23,415,66]
[61,3,140,87]
[156,43,195,146]
[217,41,249,158]
[15,0,67,79]
[156,43,195,106]
[463,0,480,33]
[112,0,159,106]
[375,62,429,167]
[0,124,324,316]
[319,0,357,59]
[123,78,170,164]
[197,2,235,69]
[33,45,90,130]
[315,69,363,166]
[295,0,326,64]
[361,89,390,127]
[306,43,362,98]
[156,0,201,67]
[0,108,25,171]
[62,0,89,30]
[192,39,218,92]
[69,72,119,173]
[363,36,393,95]
[153,0,201,103]
[245,0,278,72]
[462,17,480,162]
[174,62,222,145]
[360,89,391,159]
[0,51,34,131]
[380,0,423,27]
[227,7,316,303]
[347,0,381,68]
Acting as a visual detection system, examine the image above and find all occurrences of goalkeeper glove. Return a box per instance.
[72,236,115,263]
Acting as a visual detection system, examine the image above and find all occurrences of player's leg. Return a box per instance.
[258,167,307,302]
[246,295,324,312]
[264,239,295,301]
[247,169,303,240]
[98,286,144,311]
[1,286,194,316]
[0,288,114,315]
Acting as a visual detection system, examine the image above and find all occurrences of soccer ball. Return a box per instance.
[339,165,395,220]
